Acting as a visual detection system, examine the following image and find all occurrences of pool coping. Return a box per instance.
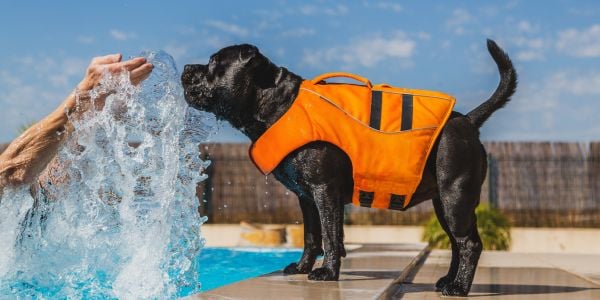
[188,242,429,299]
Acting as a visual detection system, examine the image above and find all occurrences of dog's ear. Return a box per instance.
[239,44,259,63]
[237,44,282,89]
[253,60,281,89]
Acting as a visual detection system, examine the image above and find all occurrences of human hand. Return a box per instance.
[76,53,153,93]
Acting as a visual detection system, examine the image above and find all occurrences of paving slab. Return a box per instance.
[190,243,428,300]
[393,250,600,299]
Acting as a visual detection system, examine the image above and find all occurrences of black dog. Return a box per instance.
[181,39,516,296]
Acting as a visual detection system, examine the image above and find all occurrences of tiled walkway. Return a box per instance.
[190,245,600,299]
[192,244,426,300]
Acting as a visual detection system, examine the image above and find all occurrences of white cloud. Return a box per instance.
[546,71,600,96]
[205,20,249,37]
[77,35,95,44]
[176,26,196,35]
[516,50,543,61]
[281,28,315,38]
[299,4,348,16]
[474,70,600,141]
[568,7,600,17]
[8,56,87,88]
[417,31,431,41]
[375,2,402,12]
[47,58,87,88]
[506,71,600,127]
[517,20,539,34]
[505,0,520,10]
[302,32,415,68]
[468,43,497,74]
[556,24,600,57]
[0,68,69,141]
[163,45,188,61]
[512,37,546,61]
[441,40,452,49]
[110,29,137,41]
[446,9,474,35]
[206,35,229,49]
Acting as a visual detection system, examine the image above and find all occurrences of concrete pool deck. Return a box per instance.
[190,243,600,299]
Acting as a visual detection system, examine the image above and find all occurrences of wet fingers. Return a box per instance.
[130,63,154,85]
[92,53,122,65]
[107,57,147,73]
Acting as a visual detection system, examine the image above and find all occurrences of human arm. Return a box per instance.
[0,54,152,193]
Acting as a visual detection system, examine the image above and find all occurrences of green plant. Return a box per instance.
[422,203,511,250]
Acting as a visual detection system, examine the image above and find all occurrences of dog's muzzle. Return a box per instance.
[181,64,206,88]
[181,64,212,110]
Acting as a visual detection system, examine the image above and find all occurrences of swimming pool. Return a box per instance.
[1,247,302,298]
[194,247,302,293]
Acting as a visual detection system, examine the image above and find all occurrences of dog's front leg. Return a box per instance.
[284,195,323,274]
[307,184,344,281]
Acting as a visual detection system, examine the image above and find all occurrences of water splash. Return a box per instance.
[0,51,214,298]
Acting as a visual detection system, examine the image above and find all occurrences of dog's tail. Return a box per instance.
[466,39,517,128]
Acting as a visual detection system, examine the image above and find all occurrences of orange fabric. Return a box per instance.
[249,72,456,209]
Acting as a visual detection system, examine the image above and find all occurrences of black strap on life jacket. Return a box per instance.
[401,94,413,131]
[369,91,383,130]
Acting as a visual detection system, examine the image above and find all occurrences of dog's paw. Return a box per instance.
[440,282,469,297]
[435,275,452,291]
[308,267,338,281]
[283,262,311,275]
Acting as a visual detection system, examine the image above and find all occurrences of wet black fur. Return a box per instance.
[181,39,517,296]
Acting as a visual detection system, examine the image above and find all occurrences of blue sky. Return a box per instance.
[1,0,599,142]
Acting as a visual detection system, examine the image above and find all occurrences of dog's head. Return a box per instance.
[181,44,280,121]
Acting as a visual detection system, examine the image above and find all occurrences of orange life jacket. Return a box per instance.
[249,72,455,210]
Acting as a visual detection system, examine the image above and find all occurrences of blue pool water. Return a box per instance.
[194,247,302,293]
[1,247,302,298]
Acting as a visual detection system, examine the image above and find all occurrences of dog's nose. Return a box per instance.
[182,64,207,85]
[183,64,198,73]
[182,64,199,85]
[183,64,206,74]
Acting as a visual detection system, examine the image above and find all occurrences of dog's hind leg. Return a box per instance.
[435,182,483,296]
[431,196,459,290]
[307,184,345,281]
[433,116,485,296]
[284,196,324,274]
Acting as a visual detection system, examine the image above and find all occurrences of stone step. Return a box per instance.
[191,243,429,299]
[391,250,600,299]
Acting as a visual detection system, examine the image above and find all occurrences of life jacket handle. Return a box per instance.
[311,72,373,89]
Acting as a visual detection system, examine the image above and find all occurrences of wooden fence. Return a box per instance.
[198,142,600,227]
[483,142,599,227]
